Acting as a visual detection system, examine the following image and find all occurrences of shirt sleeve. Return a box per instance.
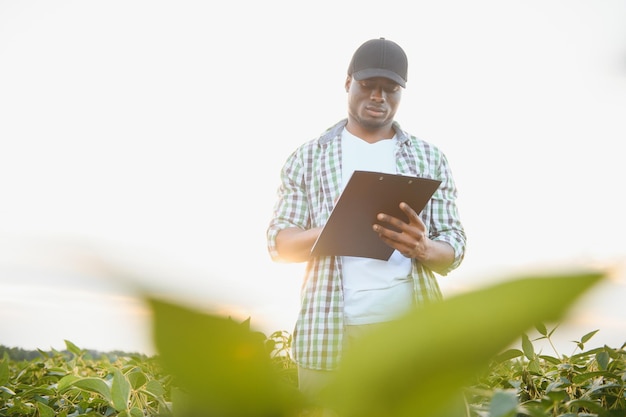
[266,149,311,262]
[428,151,467,275]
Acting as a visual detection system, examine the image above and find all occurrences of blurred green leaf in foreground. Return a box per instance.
[148,269,604,417]
[148,299,304,417]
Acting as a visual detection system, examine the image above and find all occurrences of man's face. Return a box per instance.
[346,76,402,131]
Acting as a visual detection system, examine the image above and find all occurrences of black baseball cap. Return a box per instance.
[347,38,408,87]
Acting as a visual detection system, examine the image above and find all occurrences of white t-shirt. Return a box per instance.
[340,128,413,325]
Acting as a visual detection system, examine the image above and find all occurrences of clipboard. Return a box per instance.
[310,170,441,260]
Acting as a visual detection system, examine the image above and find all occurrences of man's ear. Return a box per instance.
[345,75,352,92]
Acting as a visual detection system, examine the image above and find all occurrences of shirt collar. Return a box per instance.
[318,119,409,145]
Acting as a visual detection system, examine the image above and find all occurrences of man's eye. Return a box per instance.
[359,81,399,93]
[383,85,400,93]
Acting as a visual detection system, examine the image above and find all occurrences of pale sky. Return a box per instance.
[1,0,625,355]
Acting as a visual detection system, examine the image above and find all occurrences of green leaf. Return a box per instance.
[0,356,9,386]
[596,350,610,370]
[322,271,603,417]
[538,354,561,365]
[148,297,304,417]
[126,370,147,390]
[493,349,523,364]
[580,329,599,344]
[546,389,568,402]
[118,407,144,417]
[144,379,165,397]
[64,340,83,357]
[547,324,558,337]
[129,407,144,417]
[522,333,535,360]
[111,368,131,412]
[19,386,55,397]
[566,399,606,413]
[534,322,548,336]
[0,386,16,396]
[572,370,621,384]
[489,390,518,417]
[57,374,80,392]
[527,359,542,374]
[36,401,55,417]
[72,377,112,402]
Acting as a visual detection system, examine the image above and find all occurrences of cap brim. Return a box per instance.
[352,68,406,88]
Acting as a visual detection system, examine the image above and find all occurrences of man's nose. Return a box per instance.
[370,86,385,101]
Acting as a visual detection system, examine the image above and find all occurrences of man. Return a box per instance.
[266,38,466,406]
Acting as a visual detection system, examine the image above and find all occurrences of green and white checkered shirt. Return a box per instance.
[267,119,466,371]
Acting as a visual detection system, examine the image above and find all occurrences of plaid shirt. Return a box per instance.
[267,119,466,370]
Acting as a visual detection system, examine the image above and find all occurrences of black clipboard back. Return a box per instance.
[310,171,441,260]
